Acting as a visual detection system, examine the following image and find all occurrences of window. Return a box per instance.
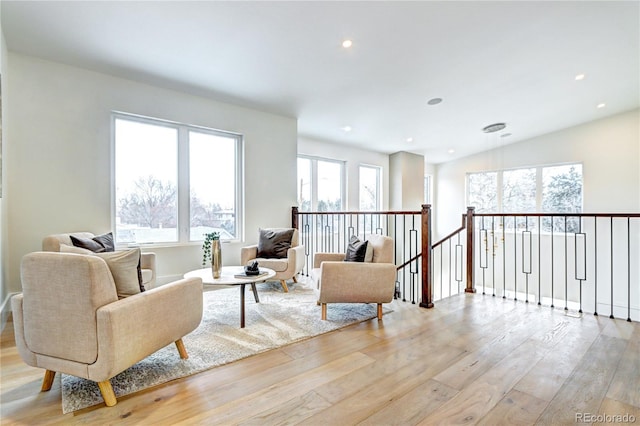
[113,113,242,245]
[502,168,536,212]
[424,175,433,204]
[359,165,381,211]
[296,156,345,211]
[297,157,312,212]
[467,171,498,213]
[467,163,583,219]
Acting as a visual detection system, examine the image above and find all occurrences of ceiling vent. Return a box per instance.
[482,123,507,133]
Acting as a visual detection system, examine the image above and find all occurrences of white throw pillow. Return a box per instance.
[364,241,374,262]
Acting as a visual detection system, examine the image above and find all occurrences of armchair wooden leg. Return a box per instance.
[41,370,56,391]
[321,303,327,320]
[280,280,289,293]
[175,338,189,359]
[377,303,383,320]
[292,275,298,283]
[98,380,117,407]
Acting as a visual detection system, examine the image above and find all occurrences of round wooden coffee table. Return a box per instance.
[184,266,276,328]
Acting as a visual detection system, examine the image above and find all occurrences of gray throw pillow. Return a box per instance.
[70,232,114,253]
[257,228,294,259]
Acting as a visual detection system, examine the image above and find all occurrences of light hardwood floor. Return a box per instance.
[1,292,638,425]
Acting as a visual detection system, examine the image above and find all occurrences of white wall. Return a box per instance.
[5,53,298,290]
[298,137,389,211]
[389,151,424,210]
[435,109,640,238]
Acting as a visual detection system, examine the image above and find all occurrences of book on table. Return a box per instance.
[234,270,269,279]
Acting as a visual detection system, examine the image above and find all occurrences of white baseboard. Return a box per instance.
[0,292,18,333]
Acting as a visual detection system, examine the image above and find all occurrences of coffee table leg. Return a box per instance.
[251,283,260,303]
[240,284,245,328]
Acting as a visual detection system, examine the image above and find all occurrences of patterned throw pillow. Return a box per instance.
[344,235,368,262]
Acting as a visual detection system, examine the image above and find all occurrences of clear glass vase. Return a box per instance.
[211,239,222,279]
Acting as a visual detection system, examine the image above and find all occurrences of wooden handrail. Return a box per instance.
[296,210,421,215]
[433,225,466,248]
[397,254,420,270]
[473,212,640,218]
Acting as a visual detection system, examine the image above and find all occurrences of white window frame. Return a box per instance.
[466,162,583,213]
[297,155,346,211]
[424,174,433,204]
[111,112,243,247]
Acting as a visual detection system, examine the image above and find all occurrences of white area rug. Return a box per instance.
[61,280,388,413]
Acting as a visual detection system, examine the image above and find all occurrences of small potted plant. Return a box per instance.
[202,231,222,278]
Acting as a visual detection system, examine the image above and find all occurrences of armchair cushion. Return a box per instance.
[257,228,294,258]
[252,258,290,272]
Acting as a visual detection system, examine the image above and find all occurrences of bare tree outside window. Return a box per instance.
[503,168,536,213]
[468,172,498,213]
[542,164,583,232]
[317,160,342,212]
[118,176,177,229]
[359,165,380,211]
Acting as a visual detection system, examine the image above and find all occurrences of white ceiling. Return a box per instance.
[2,1,639,163]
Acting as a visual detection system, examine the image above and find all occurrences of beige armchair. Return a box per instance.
[11,251,203,407]
[43,232,157,289]
[240,228,305,292]
[311,234,397,320]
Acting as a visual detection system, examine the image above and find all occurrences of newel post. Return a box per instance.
[291,206,299,229]
[465,206,476,293]
[420,204,434,308]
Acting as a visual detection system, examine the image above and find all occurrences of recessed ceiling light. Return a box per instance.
[597,103,606,109]
[448,149,455,154]
[575,74,585,81]
[342,39,353,48]
[482,123,507,133]
[341,125,352,132]
[406,137,414,143]
[427,98,443,106]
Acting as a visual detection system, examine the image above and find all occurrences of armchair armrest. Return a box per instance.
[318,261,396,304]
[288,244,306,273]
[240,245,258,265]
[140,252,156,271]
[313,252,345,269]
[140,252,156,288]
[91,277,203,381]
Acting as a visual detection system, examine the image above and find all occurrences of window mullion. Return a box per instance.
[497,171,504,212]
[177,126,190,243]
[311,159,318,211]
[536,167,543,212]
